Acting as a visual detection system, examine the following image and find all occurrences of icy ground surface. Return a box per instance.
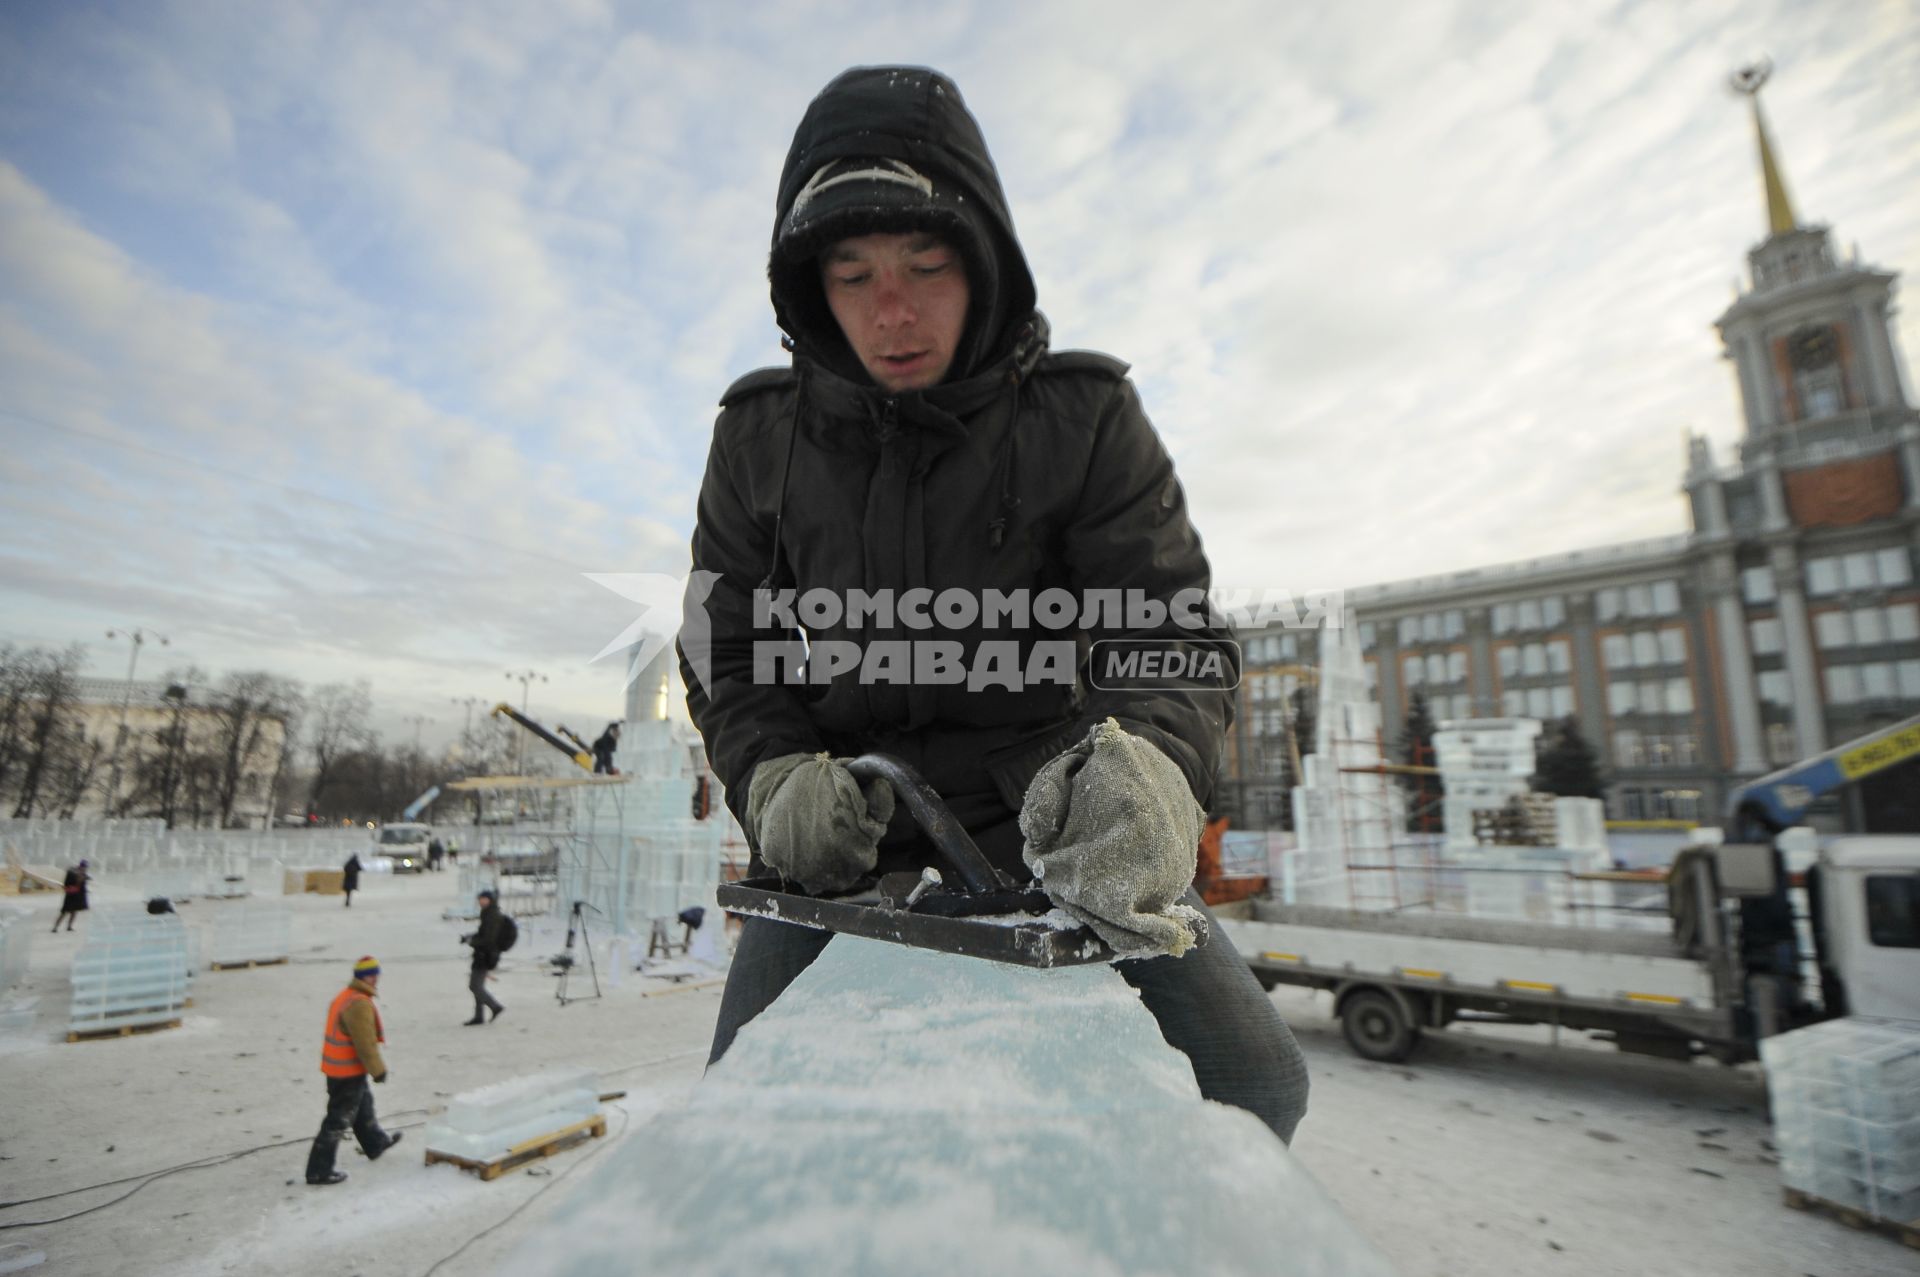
[0,872,1909,1275]
[507,936,1394,1277]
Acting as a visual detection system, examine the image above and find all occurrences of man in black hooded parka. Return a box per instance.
[679,66,1307,1143]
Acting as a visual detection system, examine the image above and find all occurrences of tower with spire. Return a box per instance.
[1708,60,1915,469]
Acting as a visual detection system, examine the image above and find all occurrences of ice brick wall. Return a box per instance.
[68,911,193,1037]
[1762,1016,1920,1221]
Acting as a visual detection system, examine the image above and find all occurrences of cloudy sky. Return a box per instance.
[2,0,1917,747]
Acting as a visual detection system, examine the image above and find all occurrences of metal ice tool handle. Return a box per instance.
[842,754,1012,895]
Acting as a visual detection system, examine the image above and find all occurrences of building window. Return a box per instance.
[1523,644,1547,677]
[1550,685,1574,718]
[1741,567,1776,605]
[1359,622,1376,651]
[1443,610,1465,640]
[1613,732,1644,768]
[1427,653,1448,685]
[1901,660,1920,699]
[1665,678,1694,714]
[1890,605,1920,643]
[1766,723,1797,766]
[1492,603,1514,635]
[1757,670,1793,707]
[1637,680,1665,715]
[1862,663,1896,700]
[1516,599,1541,631]
[1447,651,1468,684]
[1547,640,1571,675]
[1815,611,1851,649]
[1403,656,1423,688]
[1658,628,1686,665]
[1750,618,1783,655]
[1879,548,1913,588]
[1503,690,1525,716]
[1596,589,1622,622]
[1602,634,1630,668]
[1632,632,1660,667]
[1542,596,1566,628]
[1497,647,1518,679]
[1807,558,1841,595]
[1609,681,1637,716]
[1827,666,1861,704]
[1651,580,1681,615]
[1399,617,1420,646]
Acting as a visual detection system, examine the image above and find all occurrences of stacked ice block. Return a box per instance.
[209,904,291,966]
[424,1068,601,1163]
[1762,1016,1920,1223]
[67,910,193,1038]
[0,904,31,992]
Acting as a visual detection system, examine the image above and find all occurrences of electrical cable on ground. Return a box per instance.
[0,1052,694,1228]
[421,1101,634,1277]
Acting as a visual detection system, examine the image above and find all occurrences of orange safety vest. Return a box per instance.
[319,985,384,1078]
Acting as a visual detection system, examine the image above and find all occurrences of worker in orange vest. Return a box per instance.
[305,955,402,1186]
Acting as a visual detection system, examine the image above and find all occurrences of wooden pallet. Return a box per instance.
[209,957,290,971]
[1783,1187,1920,1249]
[67,1017,183,1044]
[424,1114,607,1182]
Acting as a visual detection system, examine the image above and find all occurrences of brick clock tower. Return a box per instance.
[1687,60,1920,535]
[1683,63,1920,826]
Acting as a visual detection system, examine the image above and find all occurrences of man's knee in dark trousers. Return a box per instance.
[706,898,1308,1145]
[469,966,504,1017]
[1117,892,1309,1144]
[305,1076,392,1181]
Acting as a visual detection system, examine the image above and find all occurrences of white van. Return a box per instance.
[374,823,433,873]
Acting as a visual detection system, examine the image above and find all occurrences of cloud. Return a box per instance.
[1,0,1916,746]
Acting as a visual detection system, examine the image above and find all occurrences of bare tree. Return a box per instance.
[0,645,32,801]
[306,682,374,813]
[9,645,86,819]
[204,671,302,828]
[125,672,200,829]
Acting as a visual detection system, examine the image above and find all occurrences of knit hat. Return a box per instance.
[353,956,380,979]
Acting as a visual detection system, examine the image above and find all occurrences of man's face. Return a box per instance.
[820,231,970,392]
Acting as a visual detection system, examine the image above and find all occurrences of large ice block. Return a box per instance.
[423,1068,600,1163]
[507,936,1395,1276]
[1764,1016,1920,1218]
[0,905,32,993]
[209,904,291,966]
[67,912,192,1037]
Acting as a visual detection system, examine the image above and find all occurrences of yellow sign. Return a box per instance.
[1837,722,1920,780]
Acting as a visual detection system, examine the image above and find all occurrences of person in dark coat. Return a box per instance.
[462,890,506,1025]
[341,853,361,909]
[591,722,621,775]
[428,836,445,872]
[677,66,1307,1144]
[53,859,89,932]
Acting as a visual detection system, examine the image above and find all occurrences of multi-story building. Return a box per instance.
[1228,80,1920,835]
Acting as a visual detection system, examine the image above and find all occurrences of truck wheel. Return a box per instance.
[1341,990,1420,1063]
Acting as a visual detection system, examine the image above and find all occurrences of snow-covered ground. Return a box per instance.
[0,873,1906,1276]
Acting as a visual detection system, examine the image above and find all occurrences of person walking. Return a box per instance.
[428,836,445,872]
[341,852,361,908]
[678,66,1307,1144]
[463,889,507,1026]
[52,859,89,933]
[305,955,401,1186]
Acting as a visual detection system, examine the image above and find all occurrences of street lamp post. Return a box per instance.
[102,627,169,817]
[505,670,547,775]
[403,714,434,752]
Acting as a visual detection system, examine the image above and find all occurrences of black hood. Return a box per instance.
[769,66,1038,386]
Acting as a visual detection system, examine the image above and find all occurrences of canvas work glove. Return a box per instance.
[747,752,895,895]
[1019,718,1206,959]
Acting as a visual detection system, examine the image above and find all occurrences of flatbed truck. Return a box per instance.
[1217,714,1920,1063]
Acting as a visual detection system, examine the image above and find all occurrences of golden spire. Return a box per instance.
[1730,60,1797,235]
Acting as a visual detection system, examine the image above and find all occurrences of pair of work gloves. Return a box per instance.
[746,717,1204,958]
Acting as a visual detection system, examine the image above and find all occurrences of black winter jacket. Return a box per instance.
[678,67,1236,874]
